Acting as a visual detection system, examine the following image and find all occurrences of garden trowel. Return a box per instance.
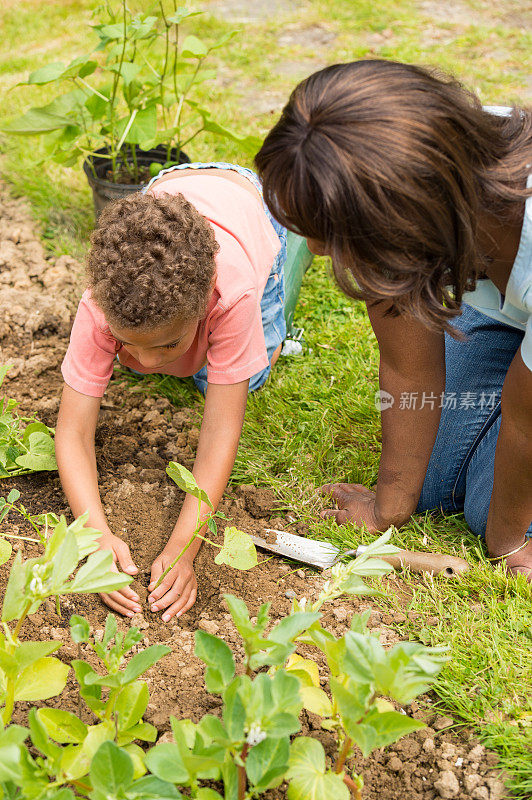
[251,529,469,578]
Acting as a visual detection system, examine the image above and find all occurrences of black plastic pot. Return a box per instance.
[83,145,190,217]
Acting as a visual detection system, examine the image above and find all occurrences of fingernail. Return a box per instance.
[126,611,134,617]
[162,614,170,622]
[125,566,138,574]
[133,605,141,612]
[151,604,158,612]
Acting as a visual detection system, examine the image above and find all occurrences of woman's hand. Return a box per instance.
[148,551,198,622]
[98,533,141,617]
[320,483,382,530]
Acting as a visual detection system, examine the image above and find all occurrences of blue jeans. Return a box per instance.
[417,304,532,539]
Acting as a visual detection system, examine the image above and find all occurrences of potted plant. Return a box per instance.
[3,1,261,216]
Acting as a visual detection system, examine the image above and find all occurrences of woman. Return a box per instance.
[255,60,532,578]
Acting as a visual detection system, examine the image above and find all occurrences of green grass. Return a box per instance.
[1,0,531,794]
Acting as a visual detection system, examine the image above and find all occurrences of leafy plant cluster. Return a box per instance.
[0,471,447,800]
[3,1,260,182]
[0,366,57,480]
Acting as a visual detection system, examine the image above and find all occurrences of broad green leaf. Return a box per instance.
[214,527,257,570]
[116,681,149,731]
[300,686,333,717]
[181,35,208,58]
[81,720,115,762]
[36,708,87,744]
[69,614,90,643]
[15,656,69,701]
[285,654,320,688]
[90,740,133,795]
[51,530,79,588]
[145,743,190,784]
[195,790,222,800]
[0,538,12,566]
[117,721,157,745]
[222,678,246,742]
[166,9,204,24]
[62,744,89,780]
[6,488,20,503]
[15,431,57,472]
[2,551,28,621]
[61,55,97,80]
[125,106,157,144]
[194,630,235,693]
[128,775,183,799]
[123,645,171,683]
[68,549,132,593]
[28,707,61,760]
[109,62,140,86]
[26,62,66,84]
[15,640,62,672]
[330,677,373,727]
[21,422,50,443]
[0,724,28,782]
[166,462,213,508]
[125,742,147,779]
[286,737,350,800]
[342,631,382,684]
[246,736,289,792]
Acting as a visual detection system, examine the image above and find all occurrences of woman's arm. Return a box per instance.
[322,301,445,529]
[148,379,249,620]
[55,385,141,615]
[486,349,532,577]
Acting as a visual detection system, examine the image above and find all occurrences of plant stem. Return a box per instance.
[335,735,353,774]
[159,0,170,136]
[343,774,363,800]
[13,602,31,641]
[109,0,129,178]
[237,743,249,800]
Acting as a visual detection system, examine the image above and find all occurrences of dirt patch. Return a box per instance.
[0,182,511,798]
[203,0,302,23]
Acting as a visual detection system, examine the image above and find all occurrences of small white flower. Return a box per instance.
[298,597,308,610]
[246,723,267,747]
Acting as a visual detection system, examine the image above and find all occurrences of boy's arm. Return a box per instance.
[148,379,248,620]
[322,301,445,529]
[55,385,141,616]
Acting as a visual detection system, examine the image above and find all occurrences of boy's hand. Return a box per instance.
[98,533,142,617]
[148,551,197,622]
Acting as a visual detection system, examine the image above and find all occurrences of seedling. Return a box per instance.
[153,462,259,589]
[0,364,57,477]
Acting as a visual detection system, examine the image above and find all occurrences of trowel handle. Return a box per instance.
[383,549,469,577]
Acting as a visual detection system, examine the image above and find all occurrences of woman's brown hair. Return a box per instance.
[255,60,532,332]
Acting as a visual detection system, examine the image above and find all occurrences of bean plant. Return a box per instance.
[0,365,57,479]
[3,1,260,182]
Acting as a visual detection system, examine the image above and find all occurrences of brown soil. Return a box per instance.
[0,183,511,799]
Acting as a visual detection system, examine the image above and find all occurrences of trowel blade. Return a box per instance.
[251,529,340,569]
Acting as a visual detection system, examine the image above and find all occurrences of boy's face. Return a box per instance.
[110,317,199,370]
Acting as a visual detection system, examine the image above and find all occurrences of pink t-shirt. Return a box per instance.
[61,174,281,397]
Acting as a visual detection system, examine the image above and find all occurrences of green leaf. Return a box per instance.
[2,106,73,135]
[115,681,149,731]
[109,62,140,86]
[6,488,20,503]
[330,677,373,727]
[287,738,350,800]
[214,527,257,570]
[166,9,204,24]
[181,35,208,58]
[0,538,12,567]
[0,724,28,782]
[80,720,115,762]
[36,708,88,744]
[300,686,333,717]
[15,431,57,472]
[15,656,69,701]
[123,645,171,683]
[15,640,62,672]
[68,549,132,594]
[145,743,190,784]
[51,530,79,588]
[195,790,222,800]
[69,614,90,643]
[22,421,51,443]
[128,775,183,799]
[166,462,213,508]
[90,740,133,795]
[246,737,289,792]
[26,62,66,84]
[194,630,235,694]
[222,678,246,742]
[1,551,27,621]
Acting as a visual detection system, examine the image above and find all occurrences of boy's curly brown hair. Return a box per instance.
[87,191,219,330]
